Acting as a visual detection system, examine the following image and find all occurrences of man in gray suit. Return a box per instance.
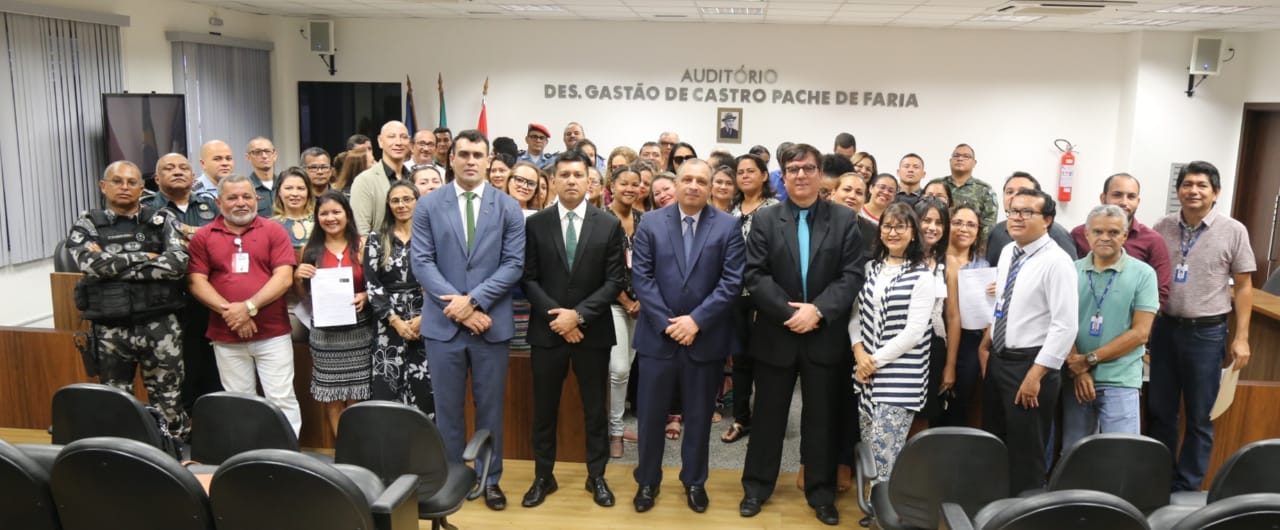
[410,129,526,510]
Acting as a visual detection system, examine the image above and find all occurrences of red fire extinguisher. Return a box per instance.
[1055,139,1075,202]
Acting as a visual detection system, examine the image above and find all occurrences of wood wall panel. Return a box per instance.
[1206,381,1280,484]
[50,273,89,332]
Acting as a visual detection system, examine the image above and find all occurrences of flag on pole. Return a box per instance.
[404,75,418,135]
[477,77,489,137]
[437,73,448,128]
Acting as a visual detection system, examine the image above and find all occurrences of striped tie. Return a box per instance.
[991,246,1027,354]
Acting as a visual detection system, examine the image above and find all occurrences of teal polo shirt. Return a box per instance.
[1075,251,1159,389]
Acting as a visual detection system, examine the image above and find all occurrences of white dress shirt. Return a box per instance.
[677,206,701,238]
[557,200,589,252]
[454,180,487,233]
[992,232,1079,368]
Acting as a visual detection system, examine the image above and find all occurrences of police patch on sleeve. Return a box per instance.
[69,230,85,244]
[152,215,166,226]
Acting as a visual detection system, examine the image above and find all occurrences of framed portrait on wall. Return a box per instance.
[716,107,742,144]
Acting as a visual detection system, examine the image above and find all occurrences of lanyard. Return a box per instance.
[1179,223,1205,264]
[1086,269,1117,317]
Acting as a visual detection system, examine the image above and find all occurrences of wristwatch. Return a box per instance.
[576,313,586,327]
[1085,352,1099,366]
[245,299,259,317]
[469,298,482,312]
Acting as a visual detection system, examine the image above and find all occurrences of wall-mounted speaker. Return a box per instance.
[308,20,334,55]
[1190,36,1222,76]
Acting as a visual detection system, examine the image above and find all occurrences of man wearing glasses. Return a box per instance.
[658,131,680,162]
[979,189,1078,494]
[929,144,998,235]
[244,137,278,218]
[985,172,1078,266]
[518,123,556,168]
[300,147,334,196]
[408,131,444,175]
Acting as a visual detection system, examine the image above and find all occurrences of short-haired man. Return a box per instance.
[980,189,1078,494]
[740,144,866,526]
[67,160,191,438]
[767,141,794,203]
[346,134,376,167]
[631,158,743,515]
[517,123,556,168]
[986,172,1078,265]
[928,144,998,235]
[894,153,925,205]
[520,150,626,509]
[195,140,235,198]
[351,121,413,235]
[300,147,334,196]
[658,131,680,162]
[1061,205,1159,451]
[244,137,277,218]
[1069,173,1171,307]
[564,122,604,170]
[638,142,662,165]
[433,127,453,166]
[832,133,856,159]
[407,130,444,174]
[1150,160,1255,492]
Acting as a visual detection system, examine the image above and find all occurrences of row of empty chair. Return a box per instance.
[854,427,1280,530]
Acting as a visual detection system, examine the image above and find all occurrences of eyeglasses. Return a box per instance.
[1007,208,1044,219]
[880,223,909,234]
[951,220,979,231]
[950,153,974,160]
[414,141,434,148]
[672,155,695,165]
[104,178,143,189]
[388,197,416,206]
[784,164,819,176]
[660,141,676,148]
[304,165,331,172]
[511,176,537,188]
[527,134,548,142]
[249,149,276,157]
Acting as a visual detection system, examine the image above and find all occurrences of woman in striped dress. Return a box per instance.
[851,202,936,484]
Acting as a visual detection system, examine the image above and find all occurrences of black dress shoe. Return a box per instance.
[586,476,615,507]
[633,484,659,513]
[521,477,558,508]
[685,485,709,513]
[739,496,763,517]
[484,485,507,511]
[814,504,839,526]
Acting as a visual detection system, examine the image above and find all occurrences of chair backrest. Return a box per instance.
[1048,433,1171,512]
[53,239,77,273]
[1263,268,1280,296]
[0,439,59,530]
[887,426,1011,529]
[211,448,376,530]
[190,391,299,464]
[50,383,165,449]
[1208,439,1280,502]
[1173,492,1280,530]
[983,489,1149,530]
[50,437,212,530]
[335,401,449,499]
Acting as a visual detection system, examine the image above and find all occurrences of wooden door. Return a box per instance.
[1232,104,1280,287]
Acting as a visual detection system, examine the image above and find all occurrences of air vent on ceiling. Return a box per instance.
[995,0,1136,16]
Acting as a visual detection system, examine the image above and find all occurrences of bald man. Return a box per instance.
[351,121,412,235]
[195,140,235,198]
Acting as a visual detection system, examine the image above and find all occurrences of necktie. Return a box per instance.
[565,211,578,271]
[991,246,1027,353]
[798,209,810,301]
[463,191,477,252]
[683,216,695,265]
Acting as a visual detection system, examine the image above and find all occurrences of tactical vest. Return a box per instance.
[74,206,186,322]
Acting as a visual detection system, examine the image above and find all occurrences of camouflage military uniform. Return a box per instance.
[66,206,191,438]
[932,175,999,236]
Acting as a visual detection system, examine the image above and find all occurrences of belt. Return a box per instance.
[1159,313,1228,328]
[993,346,1039,361]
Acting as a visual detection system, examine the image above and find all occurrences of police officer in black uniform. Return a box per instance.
[68,160,191,438]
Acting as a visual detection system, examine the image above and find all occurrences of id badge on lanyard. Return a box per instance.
[233,237,250,274]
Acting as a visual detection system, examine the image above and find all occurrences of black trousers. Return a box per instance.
[180,302,222,412]
[531,344,609,479]
[982,349,1061,494]
[730,295,755,426]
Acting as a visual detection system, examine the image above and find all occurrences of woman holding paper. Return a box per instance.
[914,197,962,426]
[295,190,373,436]
[935,204,991,427]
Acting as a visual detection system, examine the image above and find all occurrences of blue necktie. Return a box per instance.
[683,216,695,266]
[798,209,810,301]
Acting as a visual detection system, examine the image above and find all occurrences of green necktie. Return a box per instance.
[565,210,578,270]
[464,191,477,251]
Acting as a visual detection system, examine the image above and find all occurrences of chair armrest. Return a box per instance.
[941,502,976,530]
[854,442,875,517]
[371,474,420,530]
[462,429,494,496]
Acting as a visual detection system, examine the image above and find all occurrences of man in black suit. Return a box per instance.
[520,150,627,508]
[739,143,867,526]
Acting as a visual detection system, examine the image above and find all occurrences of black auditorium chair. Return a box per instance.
[335,401,493,530]
[0,438,59,530]
[856,427,1010,530]
[1169,492,1280,530]
[942,489,1150,530]
[52,239,77,273]
[50,437,213,530]
[1148,439,1280,529]
[189,391,306,465]
[50,383,182,459]
[210,448,418,530]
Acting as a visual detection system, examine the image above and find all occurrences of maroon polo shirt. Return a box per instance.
[189,215,297,343]
[1071,218,1171,309]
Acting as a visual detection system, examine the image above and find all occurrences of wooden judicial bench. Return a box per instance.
[6,272,1280,481]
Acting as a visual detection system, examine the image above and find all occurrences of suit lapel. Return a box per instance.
[548,207,571,273]
[441,185,468,257]
[571,207,597,274]
[808,201,831,267]
[467,186,497,261]
[779,205,800,272]
[665,207,689,278]
[684,207,712,282]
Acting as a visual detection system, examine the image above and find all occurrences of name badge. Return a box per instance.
[993,300,1004,320]
[1089,315,1103,336]
[1174,264,1189,283]
[234,252,250,274]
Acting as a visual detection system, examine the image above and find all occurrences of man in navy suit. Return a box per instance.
[630,158,745,514]
[410,129,526,510]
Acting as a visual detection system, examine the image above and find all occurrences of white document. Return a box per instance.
[1210,360,1240,420]
[311,267,357,327]
[958,267,998,330]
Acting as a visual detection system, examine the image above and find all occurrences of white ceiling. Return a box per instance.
[189,0,1280,32]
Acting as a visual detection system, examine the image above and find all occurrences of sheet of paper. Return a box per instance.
[958,267,998,330]
[1210,360,1240,420]
[311,267,357,327]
